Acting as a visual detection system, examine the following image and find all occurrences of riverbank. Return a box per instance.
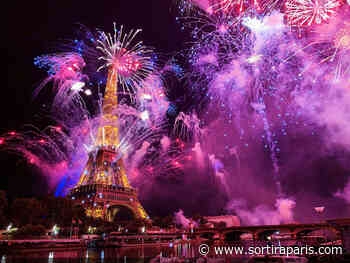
[0,238,85,250]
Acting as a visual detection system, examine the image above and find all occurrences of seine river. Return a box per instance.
[2,247,160,263]
[0,242,246,263]
[1,240,342,262]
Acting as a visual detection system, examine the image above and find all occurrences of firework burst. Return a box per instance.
[210,0,266,15]
[96,23,154,96]
[334,23,350,51]
[34,52,89,106]
[293,20,350,81]
[324,22,350,80]
[285,0,342,27]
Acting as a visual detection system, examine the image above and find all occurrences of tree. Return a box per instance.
[151,216,161,227]
[10,198,45,226]
[0,190,8,228]
[14,224,46,237]
[40,196,86,227]
[192,213,208,225]
[0,191,7,211]
[160,215,175,229]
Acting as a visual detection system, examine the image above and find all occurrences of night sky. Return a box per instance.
[3,1,350,222]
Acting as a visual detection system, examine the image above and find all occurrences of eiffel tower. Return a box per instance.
[68,69,148,222]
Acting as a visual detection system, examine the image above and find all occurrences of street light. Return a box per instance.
[52,225,59,237]
[314,206,325,216]
[141,226,145,259]
[6,223,12,241]
[6,223,12,232]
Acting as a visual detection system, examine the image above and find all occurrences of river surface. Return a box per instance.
[0,243,246,263]
[2,247,159,263]
[0,240,342,263]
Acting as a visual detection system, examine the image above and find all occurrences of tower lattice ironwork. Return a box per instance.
[68,69,148,222]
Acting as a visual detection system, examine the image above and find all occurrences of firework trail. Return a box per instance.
[34,52,89,107]
[211,0,246,13]
[129,138,194,192]
[174,112,202,141]
[0,118,92,191]
[135,73,170,127]
[253,104,282,195]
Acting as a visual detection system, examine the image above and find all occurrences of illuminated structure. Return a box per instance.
[68,69,148,222]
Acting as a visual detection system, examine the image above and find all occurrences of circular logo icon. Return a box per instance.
[199,244,210,256]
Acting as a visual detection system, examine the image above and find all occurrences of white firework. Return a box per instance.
[285,0,341,27]
[96,23,154,95]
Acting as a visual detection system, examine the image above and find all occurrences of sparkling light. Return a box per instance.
[71,81,85,91]
[242,17,268,32]
[141,93,152,100]
[285,0,342,27]
[140,111,150,121]
[247,54,263,63]
[84,89,92,96]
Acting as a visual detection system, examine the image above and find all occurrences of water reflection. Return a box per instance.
[48,251,54,263]
[3,247,175,263]
[2,240,339,263]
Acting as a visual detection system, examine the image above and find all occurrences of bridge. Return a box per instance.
[188,218,350,243]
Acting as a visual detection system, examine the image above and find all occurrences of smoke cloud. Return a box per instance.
[226,198,296,226]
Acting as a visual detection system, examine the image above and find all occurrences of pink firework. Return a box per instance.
[211,0,261,13]
[285,0,342,27]
[96,23,154,95]
[335,23,350,51]
[33,52,88,106]
[211,0,245,13]
[112,48,141,78]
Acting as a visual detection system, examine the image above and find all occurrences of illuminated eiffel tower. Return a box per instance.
[68,69,148,222]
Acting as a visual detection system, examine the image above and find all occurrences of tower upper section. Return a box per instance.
[96,69,120,148]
